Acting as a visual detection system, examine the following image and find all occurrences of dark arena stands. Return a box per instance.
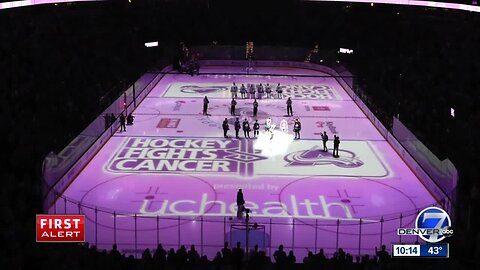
[2,0,480,269]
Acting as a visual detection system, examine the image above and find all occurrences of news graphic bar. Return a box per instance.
[36,214,85,242]
[420,243,449,258]
[392,243,449,258]
[392,244,421,257]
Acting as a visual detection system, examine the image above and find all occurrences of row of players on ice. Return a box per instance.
[222,117,301,139]
[203,96,294,117]
[230,82,284,99]
[220,117,341,157]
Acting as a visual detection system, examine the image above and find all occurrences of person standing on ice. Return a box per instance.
[265,118,275,140]
[276,83,283,99]
[222,118,229,138]
[231,82,238,99]
[119,113,126,132]
[253,99,258,117]
[203,96,209,115]
[257,83,264,99]
[236,189,245,219]
[234,117,241,138]
[265,117,272,131]
[293,118,301,140]
[240,84,247,99]
[321,131,329,152]
[230,98,237,116]
[253,120,260,138]
[242,118,250,138]
[286,97,293,116]
[280,119,288,133]
[248,84,256,99]
[265,83,272,99]
[333,135,341,158]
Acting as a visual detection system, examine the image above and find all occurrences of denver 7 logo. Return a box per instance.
[416,207,452,243]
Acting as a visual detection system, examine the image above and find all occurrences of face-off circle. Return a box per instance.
[79,174,218,231]
[278,176,419,235]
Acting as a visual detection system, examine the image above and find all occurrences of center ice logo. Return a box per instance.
[283,85,339,100]
[166,83,340,100]
[284,146,364,168]
[180,85,228,94]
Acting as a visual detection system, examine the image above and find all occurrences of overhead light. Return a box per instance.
[339,48,353,54]
[254,129,294,157]
[144,41,158,48]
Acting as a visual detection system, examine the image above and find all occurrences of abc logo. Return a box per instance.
[441,226,454,237]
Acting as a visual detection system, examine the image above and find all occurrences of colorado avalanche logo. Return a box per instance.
[284,146,364,168]
[180,85,228,94]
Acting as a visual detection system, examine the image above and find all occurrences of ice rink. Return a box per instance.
[50,66,437,259]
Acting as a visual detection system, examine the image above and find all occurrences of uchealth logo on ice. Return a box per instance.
[36,215,85,242]
[180,85,228,94]
[397,207,453,243]
[284,146,364,168]
[134,193,372,221]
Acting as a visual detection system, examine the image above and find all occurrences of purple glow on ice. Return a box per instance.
[51,66,437,258]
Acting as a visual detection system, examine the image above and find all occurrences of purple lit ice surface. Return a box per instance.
[52,66,436,259]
